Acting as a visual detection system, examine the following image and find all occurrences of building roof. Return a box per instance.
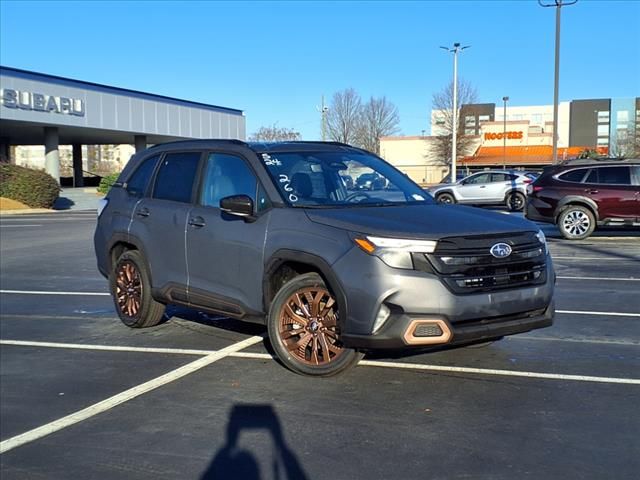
[0,65,243,115]
[462,145,609,166]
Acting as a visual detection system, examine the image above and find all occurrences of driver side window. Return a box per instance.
[464,173,489,185]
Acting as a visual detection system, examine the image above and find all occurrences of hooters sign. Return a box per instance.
[484,131,523,140]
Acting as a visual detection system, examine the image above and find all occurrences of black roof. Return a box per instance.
[146,139,357,153]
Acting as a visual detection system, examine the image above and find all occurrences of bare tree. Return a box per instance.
[610,126,640,158]
[430,79,479,165]
[357,96,400,154]
[249,124,301,142]
[326,88,362,145]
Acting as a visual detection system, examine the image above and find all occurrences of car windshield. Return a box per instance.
[259,150,434,207]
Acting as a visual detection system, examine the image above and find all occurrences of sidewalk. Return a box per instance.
[0,188,102,215]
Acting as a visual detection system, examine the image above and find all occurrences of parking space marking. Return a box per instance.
[0,340,212,356]
[557,276,639,281]
[0,225,42,228]
[0,290,109,296]
[0,335,263,455]
[557,310,640,317]
[358,360,640,385]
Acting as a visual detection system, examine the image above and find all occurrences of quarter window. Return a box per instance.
[559,169,588,183]
[200,153,259,209]
[153,152,201,203]
[126,154,160,197]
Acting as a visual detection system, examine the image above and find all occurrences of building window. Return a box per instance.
[465,128,476,135]
[478,114,490,122]
[532,114,542,124]
[617,110,629,122]
[597,111,610,123]
[465,115,476,126]
[597,137,609,146]
[597,124,609,137]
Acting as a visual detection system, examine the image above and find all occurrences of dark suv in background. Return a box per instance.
[526,159,640,239]
[95,140,554,376]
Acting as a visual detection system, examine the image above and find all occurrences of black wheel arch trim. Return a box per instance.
[555,196,599,221]
[264,249,349,330]
[106,233,155,283]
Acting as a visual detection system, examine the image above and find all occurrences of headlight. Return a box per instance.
[535,230,548,254]
[354,236,437,269]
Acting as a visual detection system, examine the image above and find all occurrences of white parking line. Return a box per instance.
[0,335,263,455]
[557,310,640,317]
[0,225,42,228]
[557,276,640,281]
[2,339,638,387]
[0,290,110,296]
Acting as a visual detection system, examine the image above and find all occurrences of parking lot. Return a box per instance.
[1,210,639,479]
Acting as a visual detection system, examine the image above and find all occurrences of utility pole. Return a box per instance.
[318,95,329,141]
[538,0,578,163]
[503,96,509,169]
[441,43,470,181]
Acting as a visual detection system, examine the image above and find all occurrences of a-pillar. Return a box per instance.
[44,127,60,184]
[72,143,84,187]
[134,135,147,153]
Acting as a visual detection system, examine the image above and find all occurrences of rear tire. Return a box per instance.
[437,192,456,205]
[267,272,363,377]
[557,205,596,240]
[110,250,166,328]
[506,192,525,212]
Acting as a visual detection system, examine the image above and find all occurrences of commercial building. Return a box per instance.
[0,66,245,185]
[385,97,638,184]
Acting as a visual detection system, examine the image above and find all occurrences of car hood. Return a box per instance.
[305,204,537,239]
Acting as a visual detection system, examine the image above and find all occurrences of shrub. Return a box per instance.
[97,172,120,195]
[0,164,60,208]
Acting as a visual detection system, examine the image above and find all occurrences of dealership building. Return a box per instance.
[382,97,639,184]
[0,66,245,185]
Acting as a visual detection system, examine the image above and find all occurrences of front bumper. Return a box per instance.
[333,247,555,350]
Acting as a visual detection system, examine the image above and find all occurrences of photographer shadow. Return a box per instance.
[201,404,308,480]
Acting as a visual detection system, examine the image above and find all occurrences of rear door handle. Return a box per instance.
[188,216,206,228]
[136,207,150,217]
[584,189,599,194]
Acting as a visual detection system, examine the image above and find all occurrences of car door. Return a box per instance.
[455,173,491,201]
[129,151,202,300]
[186,151,271,314]
[487,173,515,202]
[583,166,638,220]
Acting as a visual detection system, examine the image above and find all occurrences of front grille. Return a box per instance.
[422,232,547,294]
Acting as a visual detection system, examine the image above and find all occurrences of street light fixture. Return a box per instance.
[502,96,509,169]
[440,43,470,181]
[538,0,578,163]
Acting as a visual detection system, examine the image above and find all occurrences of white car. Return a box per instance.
[428,170,535,211]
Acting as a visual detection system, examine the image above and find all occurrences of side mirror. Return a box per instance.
[220,195,254,218]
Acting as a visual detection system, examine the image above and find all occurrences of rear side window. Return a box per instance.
[594,166,631,185]
[153,152,201,203]
[558,168,589,183]
[631,166,640,185]
[126,154,160,197]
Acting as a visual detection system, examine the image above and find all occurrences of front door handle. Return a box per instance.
[136,207,150,217]
[584,189,599,195]
[188,216,206,228]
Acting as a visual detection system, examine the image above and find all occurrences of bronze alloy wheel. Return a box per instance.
[115,260,143,318]
[277,287,345,366]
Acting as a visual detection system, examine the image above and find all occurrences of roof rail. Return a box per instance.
[559,157,637,165]
[146,139,247,150]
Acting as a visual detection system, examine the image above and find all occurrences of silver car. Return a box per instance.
[428,170,535,211]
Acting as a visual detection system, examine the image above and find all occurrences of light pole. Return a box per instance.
[441,43,470,181]
[317,95,329,141]
[538,0,577,163]
[502,96,509,169]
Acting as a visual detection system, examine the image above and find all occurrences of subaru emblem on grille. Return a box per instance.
[490,243,512,258]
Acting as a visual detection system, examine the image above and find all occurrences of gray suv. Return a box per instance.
[95,140,554,376]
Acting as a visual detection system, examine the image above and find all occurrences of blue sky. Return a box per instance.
[1,0,639,140]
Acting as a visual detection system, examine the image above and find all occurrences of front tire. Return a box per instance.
[437,192,456,205]
[506,192,525,212]
[267,273,364,376]
[557,205,596,240]
[110,250,166,328]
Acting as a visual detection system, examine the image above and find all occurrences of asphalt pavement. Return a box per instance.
[1,210,639,479]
